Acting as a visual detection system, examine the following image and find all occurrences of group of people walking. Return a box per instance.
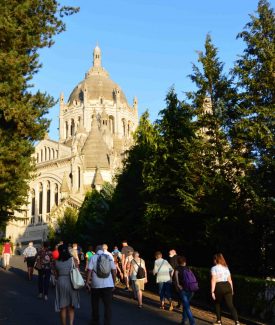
[2,239,241,325]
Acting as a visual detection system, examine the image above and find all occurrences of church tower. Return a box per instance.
[93,45,101,68]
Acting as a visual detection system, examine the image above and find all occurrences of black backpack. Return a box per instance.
[133,259,146,279]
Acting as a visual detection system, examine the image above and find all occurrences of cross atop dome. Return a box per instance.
[93,44,101,68]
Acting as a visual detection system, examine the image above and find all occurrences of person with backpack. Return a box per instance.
[86,245,116,325]
[211,253,240,325]
[2,240,12,270]
[175,256,198,325]
[35,241,53,301]
[129,251,147,308]
[153,251,174,311]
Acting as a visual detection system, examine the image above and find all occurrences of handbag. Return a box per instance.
[70,258,85,290]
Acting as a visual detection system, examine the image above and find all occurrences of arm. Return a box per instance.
[174,270,183,290]
[111,269,116,288]
[227,275,234,294]
[144,262,148,283]
[211,274,217,300]
[153,261,157,275]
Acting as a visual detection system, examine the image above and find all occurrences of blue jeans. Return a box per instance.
[158,281,172,301]
[180,290,195,325]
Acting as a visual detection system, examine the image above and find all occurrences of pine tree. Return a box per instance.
[0,1,78,225]
[233,0,275,275]
[186,34,253,267]
[109,111,159,251]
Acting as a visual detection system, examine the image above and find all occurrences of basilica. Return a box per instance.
[6,46,138,245]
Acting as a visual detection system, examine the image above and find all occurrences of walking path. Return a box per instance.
[0,256,263,325]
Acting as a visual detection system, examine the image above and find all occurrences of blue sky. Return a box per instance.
[32,0,265,140]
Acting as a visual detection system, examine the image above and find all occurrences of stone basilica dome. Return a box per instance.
[68,46,128,106]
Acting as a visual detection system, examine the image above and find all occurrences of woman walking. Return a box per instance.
[23,242,37,280]
[211,253,240,325]
[54,244,80,325]
[153,251,174,311]
[175,256,196,325]
[36,242,53,300]
[129,251,147,308]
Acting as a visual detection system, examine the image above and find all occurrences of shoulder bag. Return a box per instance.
[70,258,85,290]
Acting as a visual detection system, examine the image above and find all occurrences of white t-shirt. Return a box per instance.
[211,264,230,282]
[88,250,116,288]
[153,258,173,283]
[23,246,37,257]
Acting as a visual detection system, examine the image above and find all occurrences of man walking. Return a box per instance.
[86,245,116,325]
[169,249,181,308]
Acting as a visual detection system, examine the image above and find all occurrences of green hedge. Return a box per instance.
[192,267,275,321]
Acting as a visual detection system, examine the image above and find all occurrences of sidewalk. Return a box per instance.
[115,284,267,325]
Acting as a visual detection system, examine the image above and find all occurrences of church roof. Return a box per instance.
[93,167,104,186]
[68,46,128,106]
[81,118,110,169]
[61,172,70,193]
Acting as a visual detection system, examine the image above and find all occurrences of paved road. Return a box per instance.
[0,256,210,325]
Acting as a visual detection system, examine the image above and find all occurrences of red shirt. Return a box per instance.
[3,243,11,254]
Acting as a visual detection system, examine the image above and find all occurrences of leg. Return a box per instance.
[101,287,113,325]
[224,292,238,322]
[91,288,100,324]
[6,253,10,268]
[180,291,195,325]
[137,289,142,306]
[38,270,43,295]
[68,306,75,325]
[43,269,51,297]
[60,308,67,325]
[214,284,224,322]
[158,282,165,307]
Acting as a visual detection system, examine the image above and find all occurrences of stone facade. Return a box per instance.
[5,46,138,245]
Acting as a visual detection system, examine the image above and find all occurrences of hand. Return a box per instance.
[85,283,91,291]
[144,278,148,284]
[177,284,183,291]
[211,292,216,300]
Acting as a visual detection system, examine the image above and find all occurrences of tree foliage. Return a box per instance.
[0,1,78,225]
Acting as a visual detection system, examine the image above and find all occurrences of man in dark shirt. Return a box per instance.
[169,249,181,308]
[121,240,134,290]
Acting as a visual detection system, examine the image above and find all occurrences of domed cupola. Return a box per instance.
[68,45,129,106]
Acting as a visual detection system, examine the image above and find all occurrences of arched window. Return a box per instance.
[46,181,51,213]
[109,116,115,134]
[36,153,39,163]
[52,148,55,159]
[78,167,81,190]
[65,121,69,138]
[55,184,59,206]
[71,119,75,136]
[122,119,126,136]
[41,149,43,162]
[31,189,35,216]
[48,147,51,160]
[39,183,43,215]
[128,121,130,137]
[56,150,58,158]
[44,147,47,160]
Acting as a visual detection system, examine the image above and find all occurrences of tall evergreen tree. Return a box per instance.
[186,34,253,269]
[0,1,78,224]
[233,0,275,275]
[143,89,204,253]
[110,111,158,252]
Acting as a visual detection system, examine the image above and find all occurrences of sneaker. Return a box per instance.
[235,322,240,325]
[213,322,222,325]
[38,293,43,299]
[44,295,48,301]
